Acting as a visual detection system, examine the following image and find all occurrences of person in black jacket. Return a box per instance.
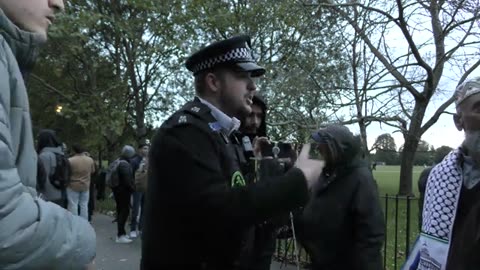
[236,94,293,270]
[294,124,385,270]
[129,143,149,238]
[417,166,432,229]
[113,145,136,244]
[141,35,324,270]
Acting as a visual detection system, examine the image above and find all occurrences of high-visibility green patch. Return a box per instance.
[231,171,246,187]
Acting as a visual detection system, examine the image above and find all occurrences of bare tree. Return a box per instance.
[315,0,480,195]
[320,4,406,160]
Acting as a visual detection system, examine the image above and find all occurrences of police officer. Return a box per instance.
[141,35,324,270]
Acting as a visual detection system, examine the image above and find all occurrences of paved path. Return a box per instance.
[92,213,302,270]
[93,214,141,270]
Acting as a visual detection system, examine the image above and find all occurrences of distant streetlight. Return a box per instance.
[55,105,63,113]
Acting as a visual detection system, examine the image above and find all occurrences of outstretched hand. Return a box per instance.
[294,144,325,189]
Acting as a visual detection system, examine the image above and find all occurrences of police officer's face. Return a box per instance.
[218,69,257,118]
[243,104,263,134]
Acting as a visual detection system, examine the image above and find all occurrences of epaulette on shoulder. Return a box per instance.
[165,101,214,129]
[181,101,211,119]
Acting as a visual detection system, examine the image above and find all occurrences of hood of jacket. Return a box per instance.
[0,8,44,71]
[312,124,363,179]
[253,94,267,137]
[241,93,268,139]
[37,129,61,153]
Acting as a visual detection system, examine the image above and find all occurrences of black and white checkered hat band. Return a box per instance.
[191,47,254,74]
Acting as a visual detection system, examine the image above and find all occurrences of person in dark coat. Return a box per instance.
[129,143,149,238]
[417,166,432,229]
[294,124,385,270]
[236,94,285,270]
[417,150,449,229]
[141,35,324,270]
[112,145,136,244]
[37,129,69,208]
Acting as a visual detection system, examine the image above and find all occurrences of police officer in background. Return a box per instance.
[141,35,324,270]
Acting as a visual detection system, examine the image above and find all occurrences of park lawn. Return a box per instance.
[373,165,426,270]
[373,165,424,196]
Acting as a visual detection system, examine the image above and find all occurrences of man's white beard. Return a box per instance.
[464,130,480,159]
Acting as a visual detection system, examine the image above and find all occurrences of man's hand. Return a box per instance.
[295,143,325,189]
[253,136,271,158]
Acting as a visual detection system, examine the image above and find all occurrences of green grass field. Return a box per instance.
[374,165,424,196]
[374,165,424,270]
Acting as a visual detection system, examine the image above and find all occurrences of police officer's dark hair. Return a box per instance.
[194,66,230,95]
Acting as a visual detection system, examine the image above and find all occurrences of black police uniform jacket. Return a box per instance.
[141,98,309,270]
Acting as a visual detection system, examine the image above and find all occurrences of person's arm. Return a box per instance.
[153,125,309,226]
[37,153,52,195]
[118,160,134,191]
[0,42,95,269]
[38,152,53,178]
[91,157,96,175]
[351,171,385,270]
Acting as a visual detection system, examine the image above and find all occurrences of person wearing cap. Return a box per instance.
[404,77,480,270]
[292,124,384,270]
[141,35,324,269]
[112,145,136,244]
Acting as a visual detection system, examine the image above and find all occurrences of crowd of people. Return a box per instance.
[0,0,479,270]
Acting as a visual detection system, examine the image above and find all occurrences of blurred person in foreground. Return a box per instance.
[0,0,95,268]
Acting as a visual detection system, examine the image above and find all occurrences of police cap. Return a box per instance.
[185,35,265,77]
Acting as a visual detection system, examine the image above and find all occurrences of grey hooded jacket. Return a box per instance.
[38,146,65,202]
[0,9,96,270]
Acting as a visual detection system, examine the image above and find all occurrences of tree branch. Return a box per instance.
[30,74,77,104]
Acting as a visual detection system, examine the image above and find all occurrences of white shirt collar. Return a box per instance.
[197,96,241,135]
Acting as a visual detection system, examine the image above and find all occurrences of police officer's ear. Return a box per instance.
[453,112,464,131]
[205,71,222,94]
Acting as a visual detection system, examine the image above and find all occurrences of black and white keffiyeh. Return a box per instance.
[422,149,463,240]
[403,149,463,270]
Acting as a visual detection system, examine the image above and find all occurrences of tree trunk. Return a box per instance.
[135,105,146,143]
[398,136,419,196]
[358,119,370,161]
[398,102,426,195]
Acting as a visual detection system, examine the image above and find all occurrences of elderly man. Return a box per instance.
[141,35,324,270]
[404,77,480,270]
